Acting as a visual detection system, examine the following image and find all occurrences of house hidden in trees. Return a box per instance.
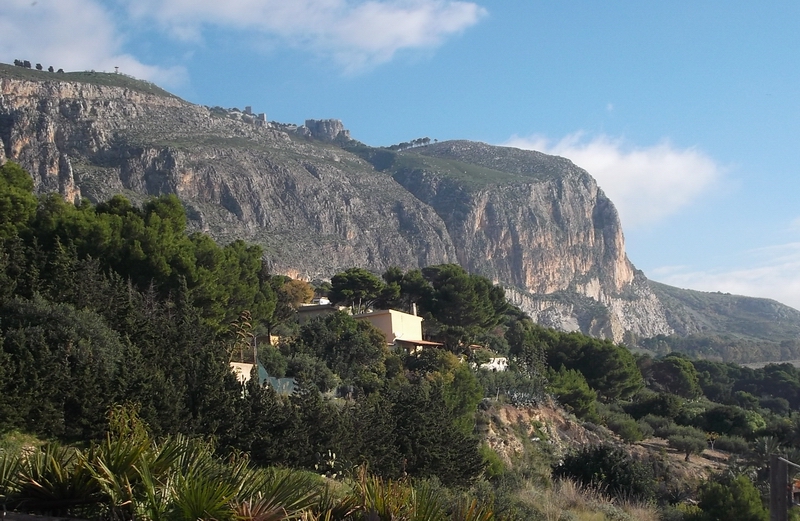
[295,304,441,352]
[296,302,340,323]
[353,309,442,353]
[230,361,296,394]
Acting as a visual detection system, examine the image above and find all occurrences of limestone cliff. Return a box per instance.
[0,64,673,341]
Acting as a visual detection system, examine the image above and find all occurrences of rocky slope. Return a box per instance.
[2,63,794,348]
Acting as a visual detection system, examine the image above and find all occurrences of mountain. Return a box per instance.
[1,62,798,357]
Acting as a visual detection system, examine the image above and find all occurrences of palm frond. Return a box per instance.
[449,499,493,521]
[0,448,22,506]
[16,443,102,515]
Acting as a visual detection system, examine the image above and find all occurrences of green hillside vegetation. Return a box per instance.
[644,281,800,362]
[3,161,799,520]
[346,144,540,190]
[0,62,178,99]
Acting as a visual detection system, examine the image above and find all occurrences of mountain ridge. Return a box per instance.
[1,63,797,359]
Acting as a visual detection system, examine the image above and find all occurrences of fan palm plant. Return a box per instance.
[15,443,102,517]
[352,468,447,521]
[231,465,322,521]
[83,423,152,519]
[0,448,22,510]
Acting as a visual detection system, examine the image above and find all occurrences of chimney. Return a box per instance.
[411,303,417,316]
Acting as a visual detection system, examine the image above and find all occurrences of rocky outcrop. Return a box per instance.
[0,65,674,341]
[390,141,672,339]
[300,119,351,142]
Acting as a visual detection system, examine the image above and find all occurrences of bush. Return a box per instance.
[547,366,597,419]
[480,443,506,479]
[714,435,749,454]
[640,414,676,438]
[625,392,684,420]
[603,411,644,443]
[693,404,757,438]
[258,345,287,377]
[553,444,655,502]
[759,396,791,415]
[637,419,655,439]
[668,433,706,461]
[696,474,768,521]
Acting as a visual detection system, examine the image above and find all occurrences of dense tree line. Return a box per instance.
[0,162,484,486]
[641,332,800,363]
[2,160,791,518]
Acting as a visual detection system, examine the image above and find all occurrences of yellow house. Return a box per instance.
[353,309,441,352]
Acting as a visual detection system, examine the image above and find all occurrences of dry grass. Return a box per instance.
[514,478,660,521]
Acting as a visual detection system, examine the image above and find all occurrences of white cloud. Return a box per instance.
[651,242,800,311]
[123,0,487,71]
[0,0,186,87]
[504,133,724,229]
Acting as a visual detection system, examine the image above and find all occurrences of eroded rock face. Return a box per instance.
[0,71,673,341]
[393,141,672,339]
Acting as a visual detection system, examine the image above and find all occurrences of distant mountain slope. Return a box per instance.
[649,280,800,341]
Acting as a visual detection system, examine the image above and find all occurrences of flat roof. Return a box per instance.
[395,339,443,346]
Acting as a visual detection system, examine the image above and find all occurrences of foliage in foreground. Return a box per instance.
[0,407,496,521]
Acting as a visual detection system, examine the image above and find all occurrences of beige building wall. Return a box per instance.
[230,362,255,384]
[355,309,423,344]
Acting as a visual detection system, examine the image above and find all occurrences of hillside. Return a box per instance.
[1,62,799,357]
[642,281,800,361]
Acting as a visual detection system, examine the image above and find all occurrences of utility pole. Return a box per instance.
[770,454,800,521]
[771,454,788,521]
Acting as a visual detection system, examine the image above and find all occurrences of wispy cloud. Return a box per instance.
[122,0,487,72]
[504,133,724,229]
[0,0,186,87]
[651,242,800,310]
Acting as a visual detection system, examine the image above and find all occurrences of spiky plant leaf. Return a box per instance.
[449,499,494,521]
[16,443,102,515]
[133,455,172,521]
[410,482,445,521]
[315,483,360,521]
[0,448,22,505]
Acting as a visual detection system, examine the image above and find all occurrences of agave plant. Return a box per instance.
[170,467,238,521]
[751,435,782,464]
[410,482,446,521]
[134,455,173,521]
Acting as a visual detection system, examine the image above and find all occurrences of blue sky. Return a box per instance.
[3,0,800,308]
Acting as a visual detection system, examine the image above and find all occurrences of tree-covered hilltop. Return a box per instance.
[3,160,799,520]
[0,161,487,486]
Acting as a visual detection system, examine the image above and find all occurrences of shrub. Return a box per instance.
[479,443,506,479]
[547,366,597,419]
[696,474,768,521]
[625,391,684,420]
[668,433,706,461]
[640,414,675,438]
[637,419,655,439]
[553,444,655,502]
[759,396,791,415]
[604,411,644,443]
[714,435,749,454]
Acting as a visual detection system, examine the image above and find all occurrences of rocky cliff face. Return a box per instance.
[0,66,673,341]
[384,141,672,340]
